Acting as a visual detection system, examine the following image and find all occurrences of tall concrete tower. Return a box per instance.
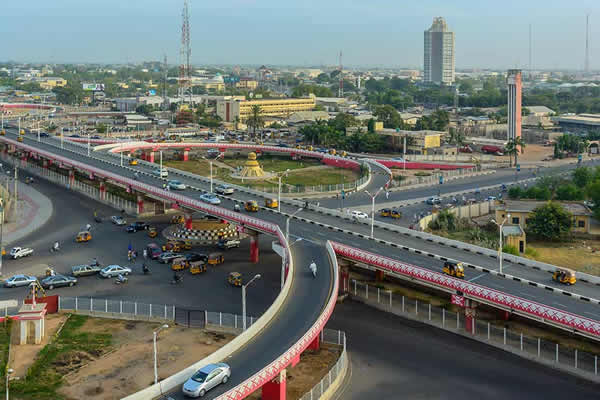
[424,17,455,85]
[585,14,590,74]
[507,69,522,144]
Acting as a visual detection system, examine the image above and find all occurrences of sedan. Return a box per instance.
[182,363,231,398]
[4,274,37,288]
[41,275,77,289]
[158,252,184,264]
[111,215,127,226]
[351,210,369,219]
[126,221,149,233]
[71,264,102,277]
[215,184,234,195]
[168,180,186,190]
[185,253,209,263]
[426,197,442,205]
[199,193,221,205]
[100,265,132,278]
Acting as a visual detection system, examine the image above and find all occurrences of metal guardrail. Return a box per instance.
[351,280,600,381]
[58,296,175,321]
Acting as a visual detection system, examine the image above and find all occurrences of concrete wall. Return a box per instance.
[419,200,495,230]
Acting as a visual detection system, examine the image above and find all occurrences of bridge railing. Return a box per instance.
[332,241,600,340]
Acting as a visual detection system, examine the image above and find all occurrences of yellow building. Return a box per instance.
[495,200,592,234]
[236,78,259,90]
[217,97,316,123]
[36,77,67,90]
[372,129,443,155]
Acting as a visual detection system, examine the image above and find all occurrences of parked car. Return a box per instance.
[426,196,442,205]
[146,243,162,259]
[41,274,77,289]
[126,221,149,232]
[4,274,37,288]
[9,247,33,259]
[168,180,186,190]
[71,264,102,277]
[100,265,132,278]
[215,184,234,195]
[350,210,369,219]
[40,132,50,138]
[158,252,184,264]
[182,363,231,398]
[199,193,221,205]
[185,253,208,263]
[111,215,127,226]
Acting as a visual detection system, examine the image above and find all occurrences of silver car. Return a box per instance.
[4,274,37,288]
[111,215,127,225]
[215,184,234,195]
[41,274,77,289]
[71,264,102,277]
[158,252,184,264]
[168,180,186,190]
[100,265,132,278]
[182,363,231,398]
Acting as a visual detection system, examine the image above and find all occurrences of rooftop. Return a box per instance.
[526,106,554,115]
[502,225,524,237]
[499,200,592,216]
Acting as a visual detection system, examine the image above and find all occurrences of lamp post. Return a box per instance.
[159,150,163,174]
[277,169,290,212]
[0,204,4,276]
[6,368,13,400]
[242,274,261,331]
[153,324,169,385]
[209,160,213,193]
[285,208,303,243]
[364,187,384,238]
[491,214,511,275]
[60,127,64,149]
[87,133,90,156]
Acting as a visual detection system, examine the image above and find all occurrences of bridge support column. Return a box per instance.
[250,232,259,263]
[147,151,155,163]
[182,148,190,161]
[68,170,75,188]
[375,270,385,282]
[184,214,193,230]
[137,194,144,215]
[338,261,350,295]
[99,181,106,200]
[42,159,48,169]
[464,299,477,335]
[307,332,320,351]
[261,369,286,400]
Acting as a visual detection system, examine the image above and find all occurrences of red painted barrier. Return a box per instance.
[376,160,473,170]
[24,295,59,313]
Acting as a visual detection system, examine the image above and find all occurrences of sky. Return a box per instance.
[2,0,600,70]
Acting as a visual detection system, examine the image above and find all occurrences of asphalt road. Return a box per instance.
[7,131,600,320]
[328,300,600,400]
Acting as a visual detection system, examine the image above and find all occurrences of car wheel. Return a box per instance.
[222,375,228,384]
[69,282,74,287]
[125,272,129,276]
[199,389,205,397]
[49,285,54,290]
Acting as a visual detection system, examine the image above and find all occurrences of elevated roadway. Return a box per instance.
[4,131,600,334]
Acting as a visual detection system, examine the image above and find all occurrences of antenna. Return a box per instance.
[179,0,192,101]
[585,14,590,74]
[528,24,533,80]
[338,50,344,98]
[162,54,169,111]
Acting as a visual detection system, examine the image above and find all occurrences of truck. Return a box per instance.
[10,247,34,259]
[481,145,504,156]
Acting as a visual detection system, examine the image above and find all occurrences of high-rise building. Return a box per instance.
[507,69,522,144]
[424,17,455,85]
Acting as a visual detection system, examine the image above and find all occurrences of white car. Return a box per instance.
[199,193,221,205]
[351,210,369,219]
[4,274,37,288]
[215,184,234,195]
[99,265,132,278]
[111,215,127,226]
[168,180,186,190]
[182,363,231,398]
[153,168,168,178]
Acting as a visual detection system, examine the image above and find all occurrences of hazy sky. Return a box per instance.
[2,0,600,70]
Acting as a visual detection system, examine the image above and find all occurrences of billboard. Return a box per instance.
[82,83,105,91]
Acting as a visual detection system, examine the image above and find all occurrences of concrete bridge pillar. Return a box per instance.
[184,214,193,230]
[99,181,106,200]
[307,332,320,351]
[338,261,350,295]
[465,299,478,335]
[261,369,286,400]
[249,232,259,263]
[147,151,155,163]
[68,170,75,187]
[182,148,190,161]
[42,159,48,169]
[137,194,144,215]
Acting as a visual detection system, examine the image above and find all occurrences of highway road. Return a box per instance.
[328,300,600,400]
[5,131,600,321]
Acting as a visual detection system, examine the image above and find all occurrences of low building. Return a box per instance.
[286,111,330,125]
[124,114,152,129]
[502,225,527,254]
[400,113,421,127]
[216,97,316,123]
[356,129,443,155]
[495,200,592,234]
[235,78,259,90]
[526,106,554,117]
[554,113,600,133]
[32,77,67,90]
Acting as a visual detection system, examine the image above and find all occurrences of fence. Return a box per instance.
[350,280,600,381]
[0,152,138,215]
[298,329,347,400]
[58,296,175,322]
[419,199,496,230]
[241,170,370,195]
[205,311,257,332]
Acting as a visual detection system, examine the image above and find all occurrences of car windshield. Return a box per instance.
[191,371,208,383]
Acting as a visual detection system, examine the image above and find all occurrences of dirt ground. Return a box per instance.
[516,144,554,162]
[528,238,600,276]
[58,318,234,400]
[245,346,341,400]
[10,313,68,377]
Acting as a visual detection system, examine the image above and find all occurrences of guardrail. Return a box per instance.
[351,280,600,381]
[58,296,175,321]
[331,241,600,340]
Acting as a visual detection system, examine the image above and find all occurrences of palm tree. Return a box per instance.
[447,128,465,158]
[506,136,526,167]
[233,116,240,131]
[246,105,264,139]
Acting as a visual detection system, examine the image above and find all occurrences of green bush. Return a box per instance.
[502,244,519,256]
[524,247,539,258]
[414,171,432,177]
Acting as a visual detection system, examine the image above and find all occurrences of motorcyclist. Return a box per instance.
[92,258,99,267]
[172,272,182,283]
[143,263,150,274]
[134,172,139,180]
[53,241,60,251]
[117,273,127,283]
[85,223,92,231]
[309,260,317,277]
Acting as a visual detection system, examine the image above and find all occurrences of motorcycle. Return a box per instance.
[309,261,317,278]
[143,264,151,275]
[170,274,183,285]
[115,274,128,285]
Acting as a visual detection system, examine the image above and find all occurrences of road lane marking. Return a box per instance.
[554,303,568,308]
[468,273,487,282]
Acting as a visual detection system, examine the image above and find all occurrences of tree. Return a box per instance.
[428,209,457,231]
[556,184,584,200]
[367,118,376,133]
[508,186,523,199]
[246,105,264,138]
[526,202,572,241]
[136,104,154,116]
[96,123,108,134]
[505,136,526,167]
[573,167,593,188]
[446,127,465,155]
[373,105,404,129]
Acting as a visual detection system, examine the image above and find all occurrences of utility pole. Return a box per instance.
[13,167,17,220]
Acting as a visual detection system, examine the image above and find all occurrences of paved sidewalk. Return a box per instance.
[3,182,53,246]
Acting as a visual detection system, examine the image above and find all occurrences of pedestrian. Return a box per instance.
[385,191,390,200]
[143,249,148,260]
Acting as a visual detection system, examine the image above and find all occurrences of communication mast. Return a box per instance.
[338,51,344,98]
[585,14,591,74]
[162,54,169,111]
[179,0,192,102]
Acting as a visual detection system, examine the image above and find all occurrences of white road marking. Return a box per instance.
[468,273,487,282]
[554,303,568,308]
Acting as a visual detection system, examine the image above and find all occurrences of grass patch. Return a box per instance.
[10,315,113,400]
[221,154,320,172]
[0,321,11,383]
[527,240,600,276]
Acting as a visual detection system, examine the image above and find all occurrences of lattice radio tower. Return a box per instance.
[179,0,192,102]
[162,54,169,111]
[338,51,344,98]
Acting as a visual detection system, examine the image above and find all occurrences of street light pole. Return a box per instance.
[0,205,4,276]
[364,187,383,239]
[160,151,163,173]
[277,169,290,212]
[60,127,64,149]
[491,214,510,275]
[242,274,261,331]
[153,324,169,385]
[209,161,213,193]
[285,208,303,243]
[13,168,17,220]
[6,368,13,400]
[87,133,90,156]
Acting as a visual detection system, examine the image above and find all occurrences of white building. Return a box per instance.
[424,17,455,85]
